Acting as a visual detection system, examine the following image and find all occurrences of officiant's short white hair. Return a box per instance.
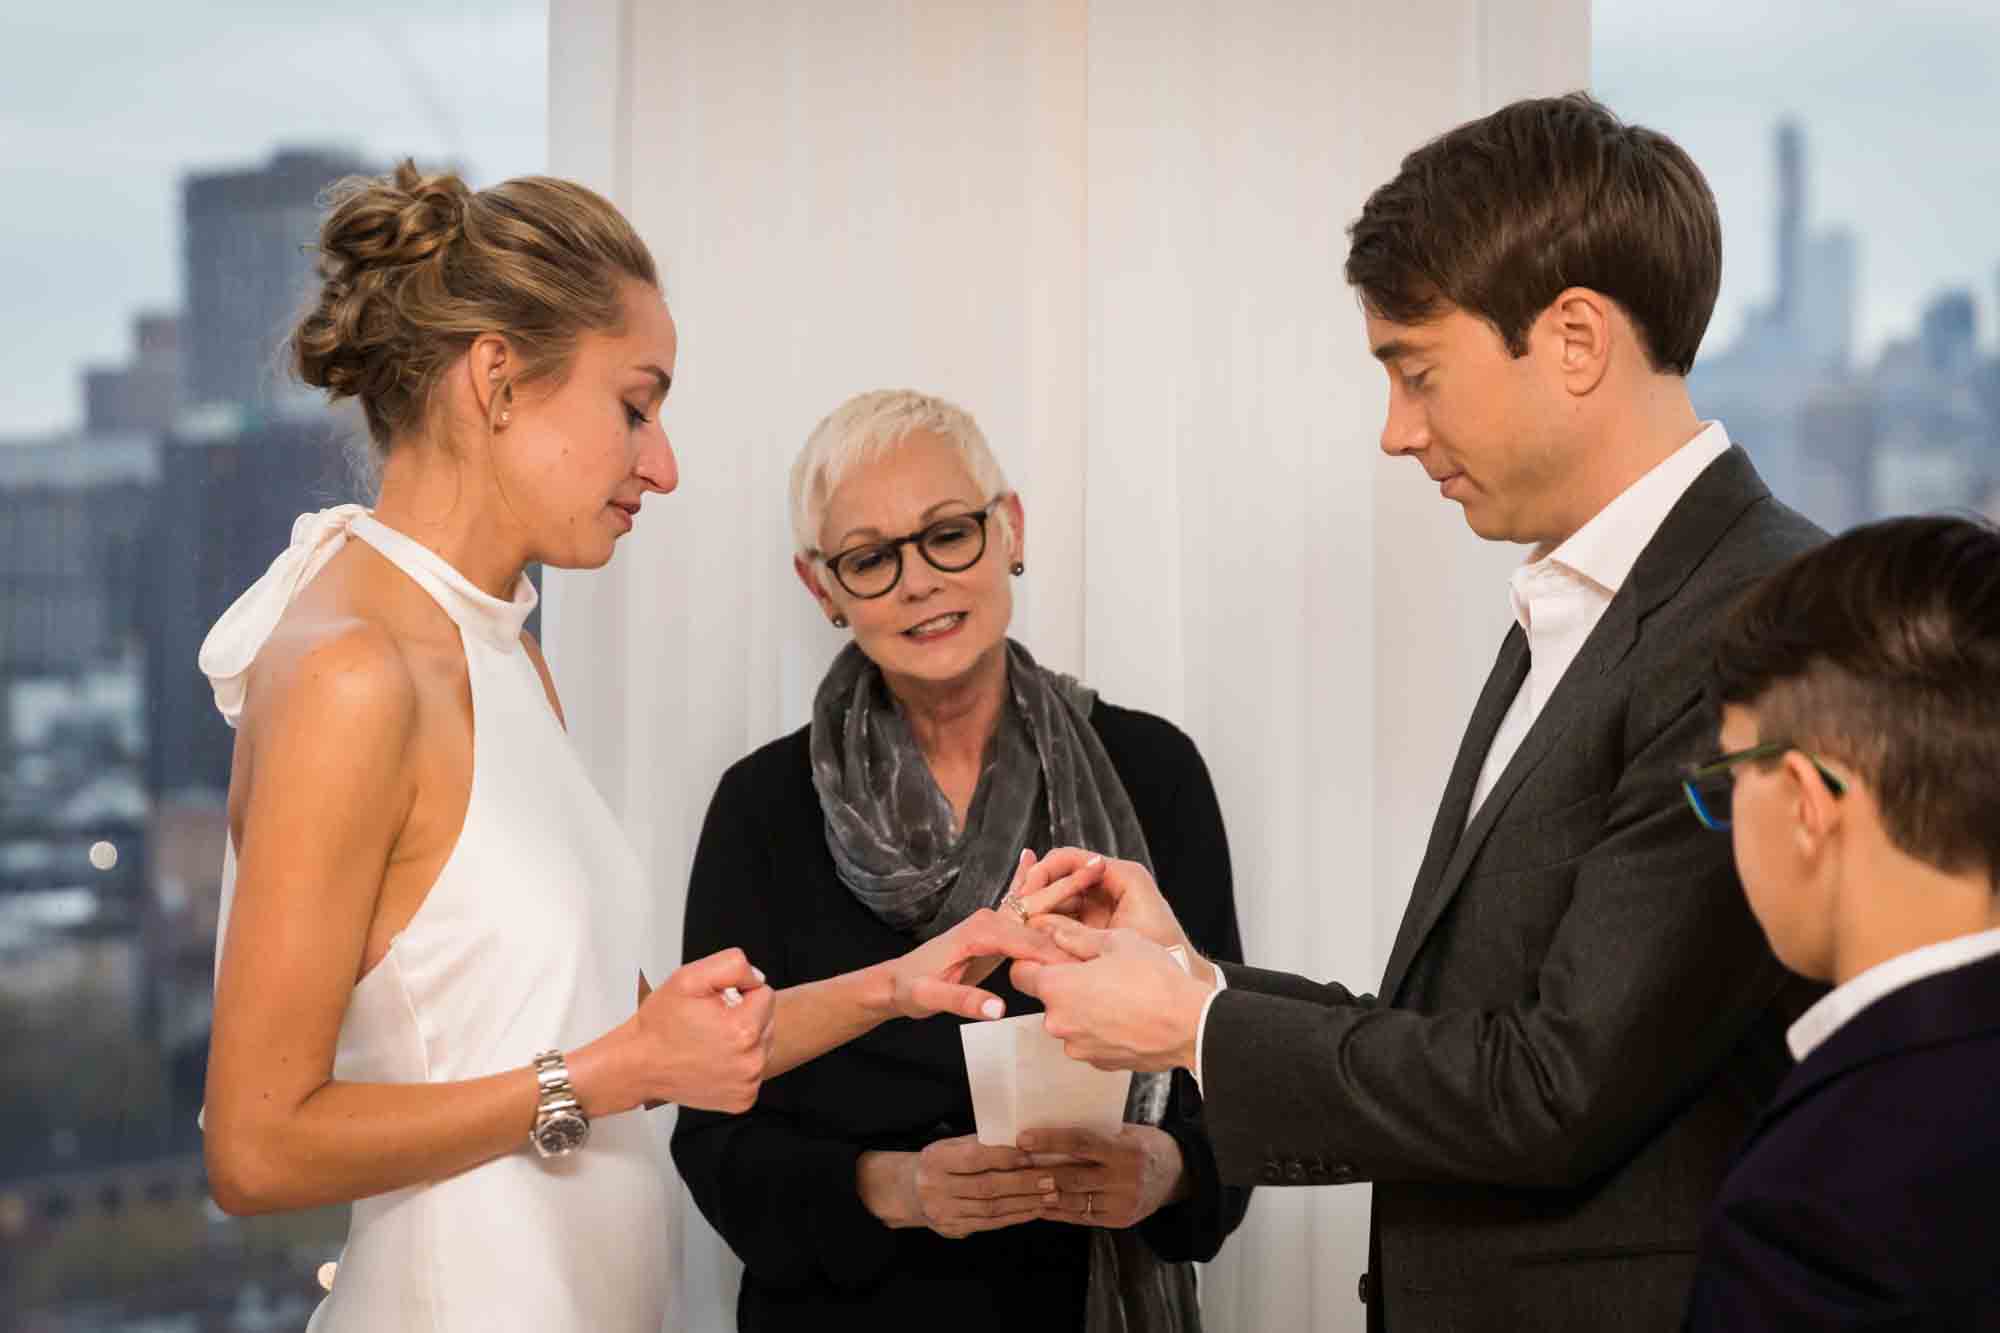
[790,389,1014,563]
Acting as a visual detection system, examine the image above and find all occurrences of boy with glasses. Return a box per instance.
[1682,515,2000,1329]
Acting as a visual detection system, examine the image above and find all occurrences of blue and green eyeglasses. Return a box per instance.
[1681,742,1848,831]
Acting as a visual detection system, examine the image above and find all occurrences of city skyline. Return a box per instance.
[4,1,1999,438]
[2,0,545,438]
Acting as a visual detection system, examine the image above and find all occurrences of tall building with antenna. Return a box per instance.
[1693,121,1996,530]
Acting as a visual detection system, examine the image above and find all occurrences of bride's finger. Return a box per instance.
[1018,858,1106,918]
[960,953,1003,987]
[960,909,1075,965]
[909,975,1006,1022]
[1007,847,1036,896]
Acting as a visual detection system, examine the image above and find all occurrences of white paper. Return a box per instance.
[960,1014,1133,1147]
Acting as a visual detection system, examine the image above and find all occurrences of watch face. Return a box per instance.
[533,1111,589,1158]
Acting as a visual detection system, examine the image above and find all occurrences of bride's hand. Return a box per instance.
[879,900,1075,1023]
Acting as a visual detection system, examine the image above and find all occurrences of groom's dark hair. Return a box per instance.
[1345,92,1721,376]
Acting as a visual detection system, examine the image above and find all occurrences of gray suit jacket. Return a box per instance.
[1202,448,1823,1333]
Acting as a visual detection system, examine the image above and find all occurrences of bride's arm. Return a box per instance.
[204,625,770,1216]
[763,901,1074,1079]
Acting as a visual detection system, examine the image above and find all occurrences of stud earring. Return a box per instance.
[1010,561,1025,577]
[832,615,849,630]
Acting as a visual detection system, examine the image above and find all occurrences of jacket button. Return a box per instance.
[1358,1272,1372,1304]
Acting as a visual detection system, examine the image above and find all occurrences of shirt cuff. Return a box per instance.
[1192,967,1227,1097]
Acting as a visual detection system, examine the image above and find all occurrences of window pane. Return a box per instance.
[2,7,545,1325]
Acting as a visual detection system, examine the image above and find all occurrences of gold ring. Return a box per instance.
[1003,893,1029,924]
[1083,1192,1094,1217]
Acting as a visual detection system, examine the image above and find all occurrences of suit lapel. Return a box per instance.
[1380,626,1528,997]
[1380,447,1773,1003]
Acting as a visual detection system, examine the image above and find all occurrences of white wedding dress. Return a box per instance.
[200,508,669,1332]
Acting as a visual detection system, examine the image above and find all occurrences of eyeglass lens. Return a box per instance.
[832,514,986,597]
[1683,770,1734,830]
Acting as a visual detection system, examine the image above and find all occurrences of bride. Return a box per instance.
[196,161,1062,1332]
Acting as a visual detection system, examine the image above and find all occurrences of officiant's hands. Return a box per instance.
[876,907,1075,1023]
[1011,923,1212,1074]
[858,1137,1046,1238]
[1020,1125,1189,1229]
[856,1129,1187,1237]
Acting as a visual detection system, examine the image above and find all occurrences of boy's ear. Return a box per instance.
[1783,750,1843,852]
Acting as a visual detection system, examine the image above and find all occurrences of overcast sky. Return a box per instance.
[0,1,545,438]
[1595,0,2000,365]
[2,2,1995,438]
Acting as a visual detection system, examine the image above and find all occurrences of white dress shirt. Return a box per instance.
[1193,422,1735,1095]
[1466,421,1732,821]
[1787,925,2000,1061]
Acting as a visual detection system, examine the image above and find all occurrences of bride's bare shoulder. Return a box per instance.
[248,610,418,748]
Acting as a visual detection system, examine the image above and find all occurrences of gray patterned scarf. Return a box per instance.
[810,638,1202,1333]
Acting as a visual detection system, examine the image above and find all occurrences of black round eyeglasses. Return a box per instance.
[817,500,1002,599]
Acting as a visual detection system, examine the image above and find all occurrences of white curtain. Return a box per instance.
[543,3,1588,1329]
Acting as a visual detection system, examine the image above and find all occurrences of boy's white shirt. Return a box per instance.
[1788,924,2000,1060]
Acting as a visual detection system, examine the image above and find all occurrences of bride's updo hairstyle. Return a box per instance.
[291,159,658,460]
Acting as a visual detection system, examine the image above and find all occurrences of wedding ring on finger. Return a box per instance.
[1083,1192,1094,1217]
[1002,893,1029,925]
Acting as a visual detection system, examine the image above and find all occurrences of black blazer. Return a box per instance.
[1685,949,2000,1331]
[671,699,1250,1333]
[1199,448,1825,1332]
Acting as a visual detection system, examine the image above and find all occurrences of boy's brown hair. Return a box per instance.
[1345,92,1721,376]
[1713,516,2000,886]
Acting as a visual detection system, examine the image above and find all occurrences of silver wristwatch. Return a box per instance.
[529,1050,589,1158]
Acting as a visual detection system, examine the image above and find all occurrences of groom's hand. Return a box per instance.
[1011,924,1212,1073]
[1010,850,1207,981]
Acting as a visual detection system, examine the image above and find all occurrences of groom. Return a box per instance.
[1009,94,1823,1332]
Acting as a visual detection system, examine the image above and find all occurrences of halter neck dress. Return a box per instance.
[199,507,668,1332]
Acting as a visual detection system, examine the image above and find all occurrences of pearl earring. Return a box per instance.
[832,615,849,629]
[1010,561,1025,577]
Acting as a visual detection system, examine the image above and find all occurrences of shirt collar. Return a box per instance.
[1788,924,2000,1061]
[1524,421,1733,597]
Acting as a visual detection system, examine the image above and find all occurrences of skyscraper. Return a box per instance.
[1774,120,1803,331]
[84,313,182,435]
[1797,228,1856,374]
[182,147,379,414]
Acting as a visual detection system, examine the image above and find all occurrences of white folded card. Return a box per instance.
[960,1014,1133,1147]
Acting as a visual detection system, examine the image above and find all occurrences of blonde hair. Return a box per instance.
[789,390,1012,564]
[290,160,658,458]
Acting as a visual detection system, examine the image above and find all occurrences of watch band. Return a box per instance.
[534,1050,575,1099]
[530,1050,589,1157]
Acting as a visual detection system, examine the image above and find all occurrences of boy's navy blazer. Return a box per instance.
[1685,948,2000,1330]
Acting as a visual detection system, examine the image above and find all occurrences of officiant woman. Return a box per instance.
[672,390,1250,1331]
